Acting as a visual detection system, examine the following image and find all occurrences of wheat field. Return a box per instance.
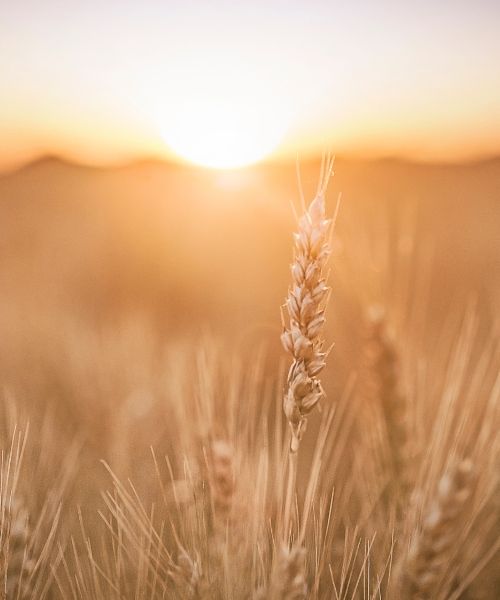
[0,157,499,599]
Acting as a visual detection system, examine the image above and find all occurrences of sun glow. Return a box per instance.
[152,46,293,169]
[159,95,288,169]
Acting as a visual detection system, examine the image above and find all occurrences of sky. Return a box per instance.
[1,0,500,169]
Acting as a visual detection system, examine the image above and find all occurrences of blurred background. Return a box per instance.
[0,156,498,389]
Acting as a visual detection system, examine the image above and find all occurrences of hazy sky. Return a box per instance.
[1,0,500,168]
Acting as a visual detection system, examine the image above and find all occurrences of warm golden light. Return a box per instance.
[159,96,287,169]
[1,2,500,168]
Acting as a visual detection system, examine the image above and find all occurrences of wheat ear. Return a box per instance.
[360,306,410,497]
[399,459,475,599]
[281,157,336,452]
[263,545,307,600]
[2,497,35,599]
[208,439,235,539]
[169,550,207,599]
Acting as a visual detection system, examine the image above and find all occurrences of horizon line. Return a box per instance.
[2,151,500,179]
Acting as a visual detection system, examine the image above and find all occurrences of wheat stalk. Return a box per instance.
[281,157,336,452]
[359,305,410,501]
[261,545,307,600]
[1,496,36,600]
[169,550,207,600]
[208,439,235,540]
[397,459,475,599]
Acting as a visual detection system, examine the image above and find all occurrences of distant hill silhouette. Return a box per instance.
[3,152,500,180]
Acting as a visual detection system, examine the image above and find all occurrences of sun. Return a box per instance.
[160,97,287,169]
